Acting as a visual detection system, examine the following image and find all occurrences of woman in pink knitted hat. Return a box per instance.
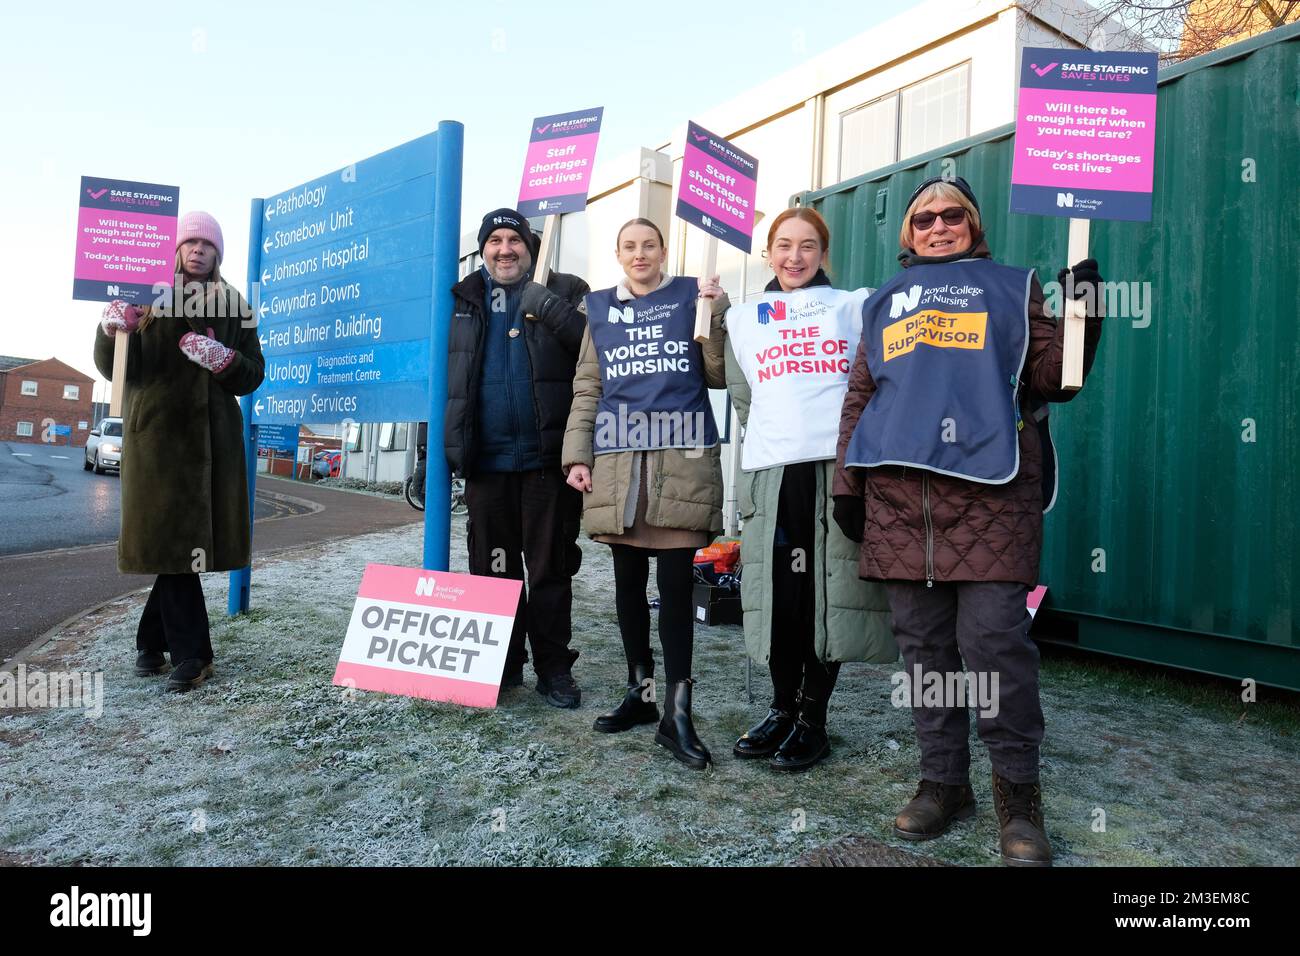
[94,210,265,692]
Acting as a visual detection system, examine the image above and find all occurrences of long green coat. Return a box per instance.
[723,332,896,667]
[93,282,265,575]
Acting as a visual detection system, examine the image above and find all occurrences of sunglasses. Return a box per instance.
[910,206,968,230]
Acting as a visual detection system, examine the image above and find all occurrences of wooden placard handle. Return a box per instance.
[108,330,128,416]
[1061,217,1090,392]
[533,215,557,288]
[694,237,718,343]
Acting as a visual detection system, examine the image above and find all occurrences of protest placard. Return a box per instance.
[675,121,758,341]
[1010,49,1158,388]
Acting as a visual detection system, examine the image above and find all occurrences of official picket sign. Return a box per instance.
[333,564,522,708]
[1010,47,1158,221]
[517,107,604,216]
[726,286,870,470]
[251,132,440,425]
[72,176,180,304]
[675,122,759,254]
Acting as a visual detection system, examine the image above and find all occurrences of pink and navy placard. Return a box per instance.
[675,121,759,254]
[517,107,604,216]
[332,563,522,708]
[1010,48,1158,222]
[73,176,180,304]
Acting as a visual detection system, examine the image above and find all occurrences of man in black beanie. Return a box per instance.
[443,207,590,707]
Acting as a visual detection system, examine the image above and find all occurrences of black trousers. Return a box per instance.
[136,573,213,663]
[885,580,1042,784]
[609,545,697,684]
[769,461,839,718]
[464,468,582,678]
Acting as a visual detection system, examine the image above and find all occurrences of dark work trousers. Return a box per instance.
[136,573,214,663]
[769,461,840,721]
[885,580,1043,784]
[464,468,582,679]
[609,545,697,684]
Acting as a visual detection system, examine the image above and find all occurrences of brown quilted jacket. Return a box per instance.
[833,241,1104,586]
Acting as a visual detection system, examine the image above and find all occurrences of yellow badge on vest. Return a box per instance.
[882,309,988,360]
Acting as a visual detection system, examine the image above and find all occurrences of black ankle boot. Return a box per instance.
[733,704,795,759]
[592,662,659,733]
[769,691,831,772]
[654,678,712,770]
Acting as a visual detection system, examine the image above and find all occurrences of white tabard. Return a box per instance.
[727,286,872,471]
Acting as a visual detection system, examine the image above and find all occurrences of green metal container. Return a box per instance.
[800,24,1300,689]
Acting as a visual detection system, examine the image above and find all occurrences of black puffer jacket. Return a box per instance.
[444,269,588,477]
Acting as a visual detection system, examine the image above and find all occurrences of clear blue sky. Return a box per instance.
[0,0,918,391]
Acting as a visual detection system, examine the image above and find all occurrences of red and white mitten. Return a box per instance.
[101,300,141,335]
[179,326,235,373]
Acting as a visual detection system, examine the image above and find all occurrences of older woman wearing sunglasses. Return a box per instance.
[833,176,1104,865]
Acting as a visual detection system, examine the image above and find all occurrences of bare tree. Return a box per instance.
[1021,0,1299,61]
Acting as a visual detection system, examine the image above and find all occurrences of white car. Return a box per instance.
[84,417,123,474]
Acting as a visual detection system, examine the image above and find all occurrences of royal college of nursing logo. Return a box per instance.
[756,301,786,325]
[607,304,635,325]
[889,285,923,318]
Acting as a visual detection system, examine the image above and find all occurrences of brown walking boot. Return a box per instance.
[893,779,976,840]
[992,771,1053,867]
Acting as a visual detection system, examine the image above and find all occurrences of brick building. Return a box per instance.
[0,356,96,445]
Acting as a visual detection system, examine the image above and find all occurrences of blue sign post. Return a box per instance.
[229,122,464,614]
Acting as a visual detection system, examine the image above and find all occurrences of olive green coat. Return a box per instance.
[93,283,265,575]
[723,331,896,666]
[562,289,729,539]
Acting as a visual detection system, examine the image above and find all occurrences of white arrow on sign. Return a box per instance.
[262,269,270,284]
[258,302,269,319]
[263,237,272,254]
[259,335,267,347]
[254,400,263,415]
[264,206,276,221]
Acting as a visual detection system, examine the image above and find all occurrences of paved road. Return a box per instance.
[0,471,421,662]
[0,440,282,556]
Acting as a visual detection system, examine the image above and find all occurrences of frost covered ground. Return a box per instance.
[2,518,1298,866]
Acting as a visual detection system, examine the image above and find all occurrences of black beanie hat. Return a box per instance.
[905,175,981,214]
[477,208,539,258]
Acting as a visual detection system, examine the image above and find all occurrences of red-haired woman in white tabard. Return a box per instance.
[703,208,894,773]
[94,211,264,692]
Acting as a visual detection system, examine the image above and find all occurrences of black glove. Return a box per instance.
[1056,258,1102,300]
[519,280,553,320]
[832,495,865,544]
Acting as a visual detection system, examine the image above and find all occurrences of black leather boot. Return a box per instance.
[992,772,1053,866]
[166,658,214,693]
[654,678,712,770]
[134,650,169,676]
[592,662,659,733]
[769,691,831,772]
[893,779,977,840]
[733,705,795,759]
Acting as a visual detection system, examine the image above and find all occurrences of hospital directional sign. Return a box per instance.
[251,133,440,425]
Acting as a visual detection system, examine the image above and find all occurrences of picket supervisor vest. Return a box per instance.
[727,286,870,471]
[845,258,1033,484]
[585,275,719,455]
